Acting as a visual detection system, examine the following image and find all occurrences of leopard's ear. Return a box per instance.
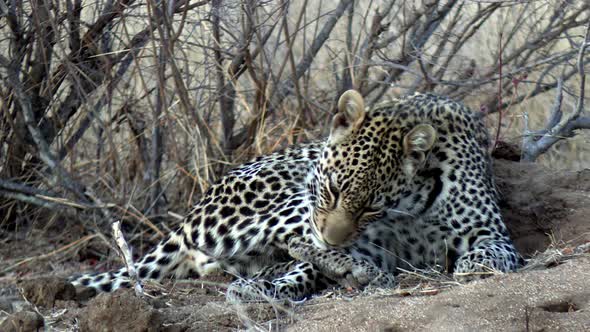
[329,90,366,144]
[402,124,437,176]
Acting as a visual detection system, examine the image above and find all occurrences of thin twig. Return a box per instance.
[112,221,144,296]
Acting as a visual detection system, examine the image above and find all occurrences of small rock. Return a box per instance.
[0,310,44,332]
[18,277,77,308]
[78,289,163,332]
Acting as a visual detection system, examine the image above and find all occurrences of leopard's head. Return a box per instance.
[311,90,437,247]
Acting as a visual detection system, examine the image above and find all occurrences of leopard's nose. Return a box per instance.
[320,210,355,247]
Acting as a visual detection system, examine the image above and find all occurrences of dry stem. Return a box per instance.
[112,220,144,296]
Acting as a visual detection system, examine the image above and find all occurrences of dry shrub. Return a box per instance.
[0,0,588,239]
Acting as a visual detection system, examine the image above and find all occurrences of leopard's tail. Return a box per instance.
[69,228,192,293]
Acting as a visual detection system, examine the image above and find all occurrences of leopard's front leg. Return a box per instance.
[287,237,395,289]
[454,239,523,282]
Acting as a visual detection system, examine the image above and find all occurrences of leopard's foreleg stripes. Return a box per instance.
[287,237,394,289]
[226,261,325,302]
[454,239,523,281]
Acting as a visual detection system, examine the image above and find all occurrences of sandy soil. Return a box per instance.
[0,158,589,331]
[288,257,590,332]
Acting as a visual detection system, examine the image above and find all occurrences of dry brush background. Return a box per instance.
[0,0,589,247]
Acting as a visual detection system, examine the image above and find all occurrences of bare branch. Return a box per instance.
[521,21,590,162]
[212,0,237,156]
[229,0,354,150]
[272,0,354,104]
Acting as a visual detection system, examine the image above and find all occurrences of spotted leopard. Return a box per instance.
[69,90,522,301]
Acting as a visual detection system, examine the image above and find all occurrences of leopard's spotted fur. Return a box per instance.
[70,91,522,301]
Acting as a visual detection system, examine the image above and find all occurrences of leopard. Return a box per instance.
[69,90,523,302]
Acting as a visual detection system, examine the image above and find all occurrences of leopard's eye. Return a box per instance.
[328,182,339,196]
[326,175,340,209]
[340,179,350,192]
[355,206,383,224]
[356,193,385,220]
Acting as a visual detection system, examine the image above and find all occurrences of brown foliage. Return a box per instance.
[0,1,588,236]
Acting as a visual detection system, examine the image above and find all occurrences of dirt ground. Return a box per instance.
[1,158,589,331]
[289,256,590,332]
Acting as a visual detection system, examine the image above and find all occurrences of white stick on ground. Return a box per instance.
[112,221,144,296]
